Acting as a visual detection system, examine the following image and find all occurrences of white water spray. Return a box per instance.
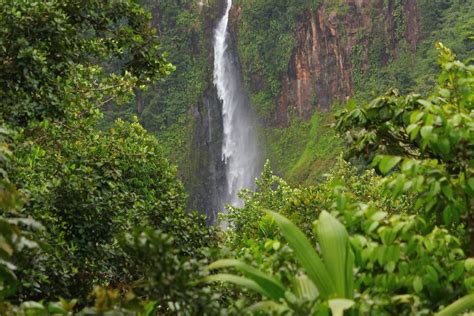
[213,0,260,208]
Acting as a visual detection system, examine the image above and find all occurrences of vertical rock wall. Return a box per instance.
[276,0,420,125]
[185,2,226,221]
[187,86,226,223]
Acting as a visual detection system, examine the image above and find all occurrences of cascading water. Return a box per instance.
[213,0,261,208]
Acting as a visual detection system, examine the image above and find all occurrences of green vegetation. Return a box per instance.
[102,0,219,167]
[0,0,221,314]
[336,42,474,252]
[0,0,473,315]
[219,46,474,314]
[0,0,173,126]
[352,1,474,102]
[235,0,473,182]
[264,109,342,184]
[233,0,319,115]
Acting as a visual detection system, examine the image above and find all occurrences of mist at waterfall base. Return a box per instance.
[212,0,261,217]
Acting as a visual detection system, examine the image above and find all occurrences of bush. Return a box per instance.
[219,161,471,314]
[335,43,474,252]
[0,0,173,126]
[9,118,213,301]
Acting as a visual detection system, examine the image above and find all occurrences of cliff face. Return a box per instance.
[277,0,420,125]
[231,0,420,126]
[185,2,226,219]
[187,86,226,223]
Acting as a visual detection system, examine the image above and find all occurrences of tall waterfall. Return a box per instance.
[213,0,261,208]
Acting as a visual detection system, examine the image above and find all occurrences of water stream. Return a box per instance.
[213,0,261,209]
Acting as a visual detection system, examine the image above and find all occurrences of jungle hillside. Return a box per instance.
[0,0,474,315]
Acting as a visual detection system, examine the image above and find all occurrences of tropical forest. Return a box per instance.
[1,0,474,315]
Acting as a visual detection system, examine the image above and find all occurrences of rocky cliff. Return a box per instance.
[231,0,420,126]
[187,86,226,222]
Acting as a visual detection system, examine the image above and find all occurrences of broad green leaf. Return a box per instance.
[293,274,318,301]
[208,259,285,300]
[386,261,396,273]
[345,249,355,299]
[429,181,441,197]
[464,276,474,291]
[420,126,433,139]
[317,211,354,299]
[465,258,474,273]
[468,178,474,191]
[437,138,451,155]
[346,99,356,110]
[379,156,401,174]
[141,301,157,316]
[407,124,421,140]
[265,210,335,298]
[442,185,454,200]
[47,302,67,314]
[0,236,13,256]
[368,221,379,233]
[418,99,432,108]
[443,208,453,225]
[377,245,388,265]
[410,110,425,122]
[59,298,77,312]
[451,261,466,281]
[425,265,439,285]
[435,294,474,316]
[384,245,401,263]
[371,211,387,222]
[413,276,423,293]
[438,88,451,98]
[21,301,46,311]
[328,299,355,316]
[379,227,395,245]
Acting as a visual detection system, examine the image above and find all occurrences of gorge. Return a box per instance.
[108,0,473,222]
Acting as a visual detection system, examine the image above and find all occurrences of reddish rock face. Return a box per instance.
[275,0,420,126]
[404,0,420,51]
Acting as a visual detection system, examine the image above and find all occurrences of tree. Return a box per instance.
[9,117,217,301]
[0,126,41,308]
[335,43,474,253]
[0,0,174,126]
[0,0,215,304]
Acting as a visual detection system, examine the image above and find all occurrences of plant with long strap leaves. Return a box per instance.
[435,294,474,316]
[203,210,355,313]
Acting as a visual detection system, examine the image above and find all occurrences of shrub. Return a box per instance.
[9,118,212,301]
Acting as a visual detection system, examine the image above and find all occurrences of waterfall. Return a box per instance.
[213,0,261,208]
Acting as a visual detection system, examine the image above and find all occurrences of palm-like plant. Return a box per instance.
[205,209,474,315]
[204,210,355,314]
[435,294,474,316]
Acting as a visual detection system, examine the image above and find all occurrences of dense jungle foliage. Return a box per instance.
[0,0,473,315]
